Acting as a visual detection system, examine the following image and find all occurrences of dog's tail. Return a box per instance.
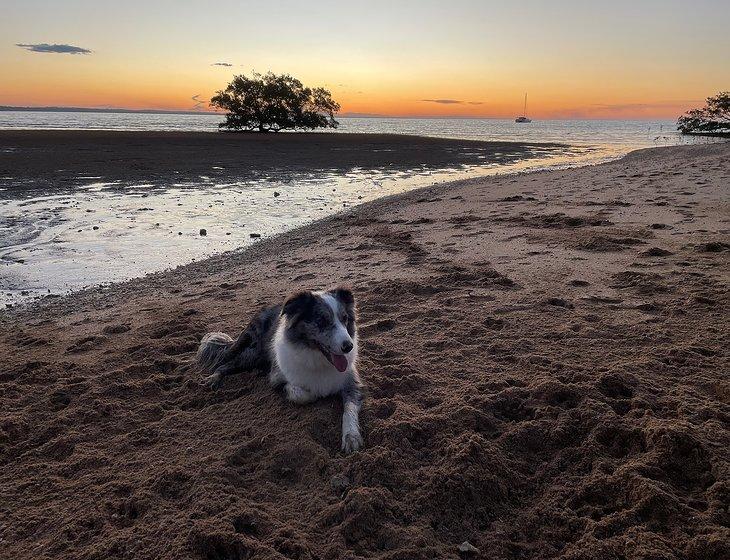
[196,332,234,373]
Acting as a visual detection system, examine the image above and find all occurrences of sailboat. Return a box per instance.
[515,93,532,123]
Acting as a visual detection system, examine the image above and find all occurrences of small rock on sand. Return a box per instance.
[250,233,261,238]
[458,541,479,554]
[199,228,207,236]
[274,191,280,197]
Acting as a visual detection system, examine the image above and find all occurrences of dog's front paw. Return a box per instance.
[200,371,222,390]
[342,429,363,453]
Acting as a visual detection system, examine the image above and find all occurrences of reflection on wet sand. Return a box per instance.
[0,132,607,305]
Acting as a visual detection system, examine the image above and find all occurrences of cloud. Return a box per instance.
[421,99,484,105]
[191,94,206,110]
[16,43,91,55]
[211,62,233,67]
[421,99,462,104]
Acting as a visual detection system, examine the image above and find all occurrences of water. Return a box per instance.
[0,111,710,306]
[0,110,687,148]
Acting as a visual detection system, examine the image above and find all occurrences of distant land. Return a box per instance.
[0,106,220,116]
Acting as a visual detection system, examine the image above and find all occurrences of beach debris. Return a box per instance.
[178,232,182,235]
[92,226,99,230]
[458,541,479,554]
[199,228,207,236]
[250,233,261,238]
[274,191,280,197]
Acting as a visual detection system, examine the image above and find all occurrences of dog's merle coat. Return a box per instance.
[197,288,363,452]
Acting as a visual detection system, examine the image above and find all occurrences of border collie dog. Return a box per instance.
[196,288,363,453]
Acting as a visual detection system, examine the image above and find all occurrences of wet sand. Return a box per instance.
[0,130,569,196]
[1,143,728,559]
[0,131,577,304]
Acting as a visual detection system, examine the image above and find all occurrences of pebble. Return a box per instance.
[458,541,479,554]
[199,228,207,236]
[274,191,280,197]
[250,233,261,238]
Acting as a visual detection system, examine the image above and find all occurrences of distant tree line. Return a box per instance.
[677,92,730,135]
[211,72,340,133]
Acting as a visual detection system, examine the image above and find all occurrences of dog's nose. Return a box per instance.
[341,340,353,354]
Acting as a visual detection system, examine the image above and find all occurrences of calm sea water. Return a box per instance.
[0,111,709,306]
[0,110,687,148]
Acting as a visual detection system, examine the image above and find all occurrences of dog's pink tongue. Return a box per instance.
[331,353,348,373]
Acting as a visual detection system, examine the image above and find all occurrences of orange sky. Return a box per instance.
[2,1,728,119]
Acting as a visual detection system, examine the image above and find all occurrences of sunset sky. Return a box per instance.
[2,0,728,119]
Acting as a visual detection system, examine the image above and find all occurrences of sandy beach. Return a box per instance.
[1,142,728,559]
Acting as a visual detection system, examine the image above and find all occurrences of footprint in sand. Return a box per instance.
[102,324,131,335]
[640,247,674,257]
[66,335,105,353]
[696,241,729,253]
[543,297,574,309]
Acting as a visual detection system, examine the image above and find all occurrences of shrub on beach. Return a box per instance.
[210,72,340,133]
[677,91,730,135]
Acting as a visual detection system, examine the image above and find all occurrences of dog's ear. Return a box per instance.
[282,291,316,320]
[331,287,355,309]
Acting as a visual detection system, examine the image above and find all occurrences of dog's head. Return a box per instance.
[281,288,357,372]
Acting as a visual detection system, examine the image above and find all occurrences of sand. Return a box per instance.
[0,142,728,559]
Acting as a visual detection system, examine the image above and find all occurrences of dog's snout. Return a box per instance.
[341,340,353,354]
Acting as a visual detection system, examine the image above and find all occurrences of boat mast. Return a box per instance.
[524,93,528,117]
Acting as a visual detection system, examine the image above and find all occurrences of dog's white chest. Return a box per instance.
[273,328,356,398]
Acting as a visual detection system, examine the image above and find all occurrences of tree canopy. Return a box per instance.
[210,72,340,133]
[677,92,730,135]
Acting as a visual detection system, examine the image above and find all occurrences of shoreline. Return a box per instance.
[0,130,572,194]
[1,130,597,305]
[1,142,728,559]
[2,140,632,314]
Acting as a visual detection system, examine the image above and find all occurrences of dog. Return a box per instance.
[196,287,363,453]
